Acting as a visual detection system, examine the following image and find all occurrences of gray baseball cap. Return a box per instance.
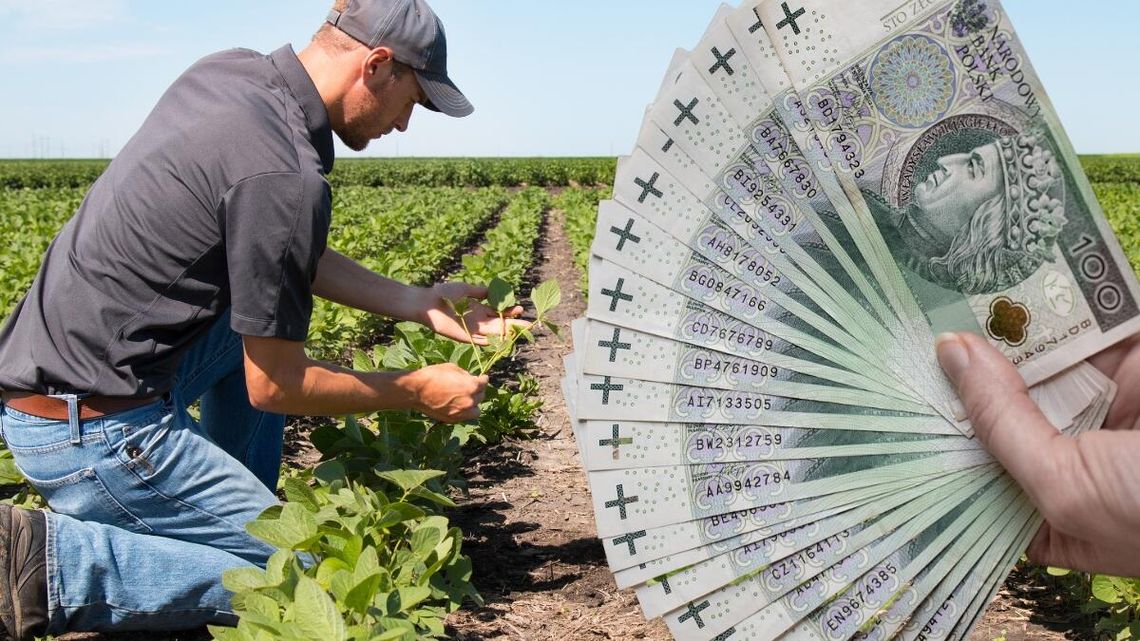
[326,0,473,117]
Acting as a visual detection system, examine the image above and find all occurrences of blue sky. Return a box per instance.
[0,0,1135,158]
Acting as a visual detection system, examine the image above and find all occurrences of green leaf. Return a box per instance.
[1092,575,1124,604]
[293,576,348,641]
[352,349,374,373]
[396,585,432,611]
[263,550,293,585]
[0,454,26,485]
[207,625,249,641]
[408,485,457,508]
[376,502,427,529]
[373,622,414,641]
[316,557,352,585]
[410,516,448,559]
[1045,566,1072,576]
[308,425,344,456]
[238,592,282,621]
[445,296,471,319]
[354,546,381,580]
[531,280,561,316]
[282,477,319,510]
[343,572,383,613]
[377,469,445,494]
[542,319,563,340]
[246,503,320,550]
[329,569,356,604]
[487,277,516,312]
[314,460,347,485]
[222,567,272,593]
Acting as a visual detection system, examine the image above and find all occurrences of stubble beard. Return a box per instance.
[338,86,381,152]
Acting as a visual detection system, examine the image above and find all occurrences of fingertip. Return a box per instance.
[935,332,969,384]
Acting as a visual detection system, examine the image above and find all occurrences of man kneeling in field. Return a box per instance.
[0,0,518,637]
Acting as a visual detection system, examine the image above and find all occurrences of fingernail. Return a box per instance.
[935,333,970,381]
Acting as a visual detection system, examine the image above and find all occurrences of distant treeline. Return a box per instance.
[1,156,1137,190]
[0,157,618,189]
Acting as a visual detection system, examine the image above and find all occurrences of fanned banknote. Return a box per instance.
[561,1,1135,639]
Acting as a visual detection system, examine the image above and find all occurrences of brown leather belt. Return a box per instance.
[1,392,160,421]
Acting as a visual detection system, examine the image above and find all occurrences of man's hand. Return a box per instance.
[420,282,530,345]
[936,332,1140,577]
[403,363,489,423]
[242,336,487,421]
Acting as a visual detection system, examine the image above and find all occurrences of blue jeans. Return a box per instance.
[0,309,287,633]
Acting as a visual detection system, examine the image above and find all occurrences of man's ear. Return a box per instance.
[362,46,396,80]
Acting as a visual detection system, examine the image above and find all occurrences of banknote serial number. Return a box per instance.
[727,168,798,231]
[692,359,779,377]
[687,394,773,410]
[687,271,768,311]
[705,470,791,498]
[716,195,784,253]
[917,601,955,639]
[704,237,783,285]
[693,433,784,451]
[768,533,849,581]
[688,321,776,350]
[825,563,899,633]
[706,503,786,528]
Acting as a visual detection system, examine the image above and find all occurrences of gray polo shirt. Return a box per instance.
[0,45,334,398]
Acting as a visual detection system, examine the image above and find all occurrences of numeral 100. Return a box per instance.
[1071,234,1123,313]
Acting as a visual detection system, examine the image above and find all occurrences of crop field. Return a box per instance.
[0,156,1135,641]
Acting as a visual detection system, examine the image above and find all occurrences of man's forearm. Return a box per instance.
[250,352,421,416]
[312,249,429,323]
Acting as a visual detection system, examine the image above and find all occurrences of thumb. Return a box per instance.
[461,283,489,300]
[936,332,1062,498]
[440,282,488,302]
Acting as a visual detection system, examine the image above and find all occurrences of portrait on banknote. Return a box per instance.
[868,113,1066,296]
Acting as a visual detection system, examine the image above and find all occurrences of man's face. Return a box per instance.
[912,141,1004,240]
[339,61,426,152]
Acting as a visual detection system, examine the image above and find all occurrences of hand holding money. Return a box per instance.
[939,332,1140,577]
[562,0,1140,638]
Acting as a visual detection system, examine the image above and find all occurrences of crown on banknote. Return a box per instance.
[997,133,1066,268]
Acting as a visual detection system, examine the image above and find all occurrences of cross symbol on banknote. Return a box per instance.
[748,8,764,33]
[598,328,632,362]
[709,47,737,76]
[609,218,642,251]
[612,529,646,555]
[660,576,672,594]
[604,484,639,519]
[662,138,675,153]
[590,377,624,405]
[776,2,807,35]
[713,629,737,641]
[600,278,634,312]
[678,600,711,629]
[634,172,664,203]
[673,98,700,126]
[599,424,634,459]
